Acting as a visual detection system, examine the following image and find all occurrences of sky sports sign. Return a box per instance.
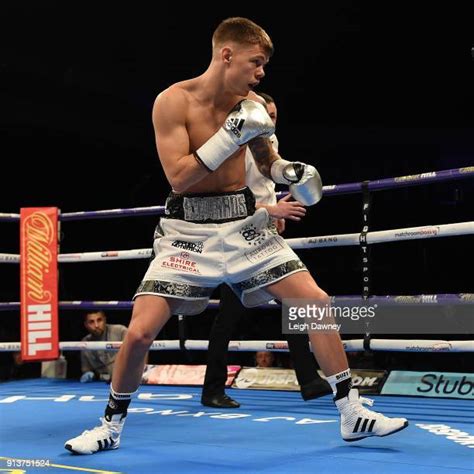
[382,371,474,399]
[281,297,473,334]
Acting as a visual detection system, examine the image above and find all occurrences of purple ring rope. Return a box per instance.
[0,293,472,312]
[1,167,471,222]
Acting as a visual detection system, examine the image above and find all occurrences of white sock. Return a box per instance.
[325,369,352,400]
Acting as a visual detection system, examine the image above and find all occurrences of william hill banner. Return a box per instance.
[20,208,59,361]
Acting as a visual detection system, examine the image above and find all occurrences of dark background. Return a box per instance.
[1,2,473,377]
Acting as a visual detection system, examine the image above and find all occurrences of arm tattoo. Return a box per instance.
[248,137,278,179]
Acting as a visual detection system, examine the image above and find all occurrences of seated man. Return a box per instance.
[80,311,127,383]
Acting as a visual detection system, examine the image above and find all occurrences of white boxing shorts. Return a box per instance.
[134,187,307,315]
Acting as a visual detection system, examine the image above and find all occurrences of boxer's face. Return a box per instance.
[225,44,269,96]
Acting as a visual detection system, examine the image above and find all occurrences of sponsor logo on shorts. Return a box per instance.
[240,224,265,246]
[161,255,201,274]
[245,237,284,263]
[183,194,248,221]
[171,240,204,253]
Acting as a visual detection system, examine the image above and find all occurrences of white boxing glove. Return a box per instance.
[195,100,275,171]
[270,159,323,206]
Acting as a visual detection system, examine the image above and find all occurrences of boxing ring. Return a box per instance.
[1,166,473,473]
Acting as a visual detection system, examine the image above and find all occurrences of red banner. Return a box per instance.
[20,208,59,361]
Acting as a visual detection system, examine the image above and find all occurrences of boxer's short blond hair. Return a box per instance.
[212,17,274,57]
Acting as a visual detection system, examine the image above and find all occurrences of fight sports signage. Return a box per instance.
[20,207,59,361]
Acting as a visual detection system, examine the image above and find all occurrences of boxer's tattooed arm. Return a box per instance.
[248,137,279,180]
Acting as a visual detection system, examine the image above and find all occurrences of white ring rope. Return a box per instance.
[0,339,472,353]
[287,221,474,249]
[1,221,472,264]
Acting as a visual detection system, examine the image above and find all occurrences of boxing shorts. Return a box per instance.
[134,187,307,315]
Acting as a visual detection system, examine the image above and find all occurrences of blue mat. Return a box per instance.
[1,379,472,473]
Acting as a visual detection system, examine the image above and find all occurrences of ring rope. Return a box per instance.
[0,339,472,353]
[1,221,472,264]
[1,166,472,222]
[0,294,472,312]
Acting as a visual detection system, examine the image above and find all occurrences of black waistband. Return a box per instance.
[165,187,256,223]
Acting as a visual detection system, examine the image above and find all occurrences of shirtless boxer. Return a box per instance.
[65,17,408,454]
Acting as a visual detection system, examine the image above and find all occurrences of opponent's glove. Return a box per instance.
[195,100,275,171]
[80,371,95,383]
[270,160,323,206]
